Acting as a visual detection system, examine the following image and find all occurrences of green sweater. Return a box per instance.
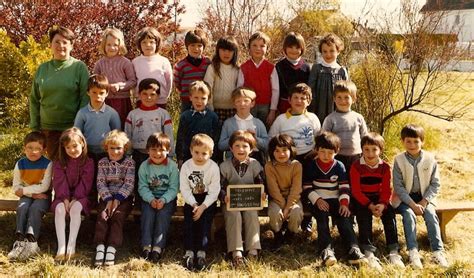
[29,57,89,131]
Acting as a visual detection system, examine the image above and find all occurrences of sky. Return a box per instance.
[177,0,425,28]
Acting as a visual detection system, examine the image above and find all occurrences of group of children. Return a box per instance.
[8,26,449,271]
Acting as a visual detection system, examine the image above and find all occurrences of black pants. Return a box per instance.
[183,193,216,252]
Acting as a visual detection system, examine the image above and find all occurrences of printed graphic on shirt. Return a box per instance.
[188,170,206,194]
[299,126,315,146]
[149,174,170,190]
[134,117,163,144]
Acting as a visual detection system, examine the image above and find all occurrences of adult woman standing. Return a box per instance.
[29,26,89,161]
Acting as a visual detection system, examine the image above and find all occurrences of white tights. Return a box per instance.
[55,201,83,255]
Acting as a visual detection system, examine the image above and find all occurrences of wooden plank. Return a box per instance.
[0,199,17,211]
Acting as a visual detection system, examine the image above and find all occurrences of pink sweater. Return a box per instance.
[93,55,137,99]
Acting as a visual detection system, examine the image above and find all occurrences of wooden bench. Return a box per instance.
[1,199,473,241]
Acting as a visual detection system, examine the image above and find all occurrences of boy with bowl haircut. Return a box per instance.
[176,81,219,168]
[351,132,404,269]
[237,31,279,126]
[8,131,52,261]
[174,28,212,112]
[180,134,220,271]
[392,124,448,269]
[218,87,268,164]
[138,132,179,263]
[302,131,366,267]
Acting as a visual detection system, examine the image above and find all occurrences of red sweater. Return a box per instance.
[350,159,392,208]
[240,59,274,105]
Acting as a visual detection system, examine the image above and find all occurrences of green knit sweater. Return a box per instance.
[29,57,89,131]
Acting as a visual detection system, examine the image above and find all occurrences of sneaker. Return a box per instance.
[19,241,40,260]
[149,251,162,263]
[7,240,26,260]
[184,255,194,270]
[321,248,337,267]
[348,247,367,265]
[140,249,150,260]
[388,253,405,268]
[432,251,448,268]
[104,246,116,266]
[196,256,206,271]
[409,249,423,269]
[366,254,382,270]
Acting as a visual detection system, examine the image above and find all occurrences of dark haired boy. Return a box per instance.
[174,28,211,112]
[351,132,404,269]
[302,131,366,266]
[138,132,179,262]
[74,74,121,158]
[392,124,448,269]
[125,78,174,169]
[8,131,52,261]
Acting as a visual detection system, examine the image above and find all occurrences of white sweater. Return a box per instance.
[204,63,239,110]
[179,159,220,208]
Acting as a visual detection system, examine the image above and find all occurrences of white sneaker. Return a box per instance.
[7,240,26,260]
[388,253,405,268]
[19,241,40,260]
[366,253,382,270]
[432,251,449,268]
[409,249,423,269]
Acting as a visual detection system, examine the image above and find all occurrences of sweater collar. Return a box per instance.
[191,107,208,116]
[148,157,168,166]
[139,103,159,111]
[321,59,341,69]
[360,156,383,169]
[87,102,106,113]
[285,109,308,119]
[316,158,335,173]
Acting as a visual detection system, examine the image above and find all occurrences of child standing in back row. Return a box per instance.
[237,31,279,126]
[133,27,173,109]
[392,124,448,269]
[174,29,211,112]
[8,132,52,261]
[275,32,311,114]
[308,33,349,123]
[93,27,137,126]
[204,36,240,124]
[51,128,94,261]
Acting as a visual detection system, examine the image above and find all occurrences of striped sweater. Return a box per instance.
[302,158,350,206]
[350,157,391,208]
[173,56,211,102]
[12,156,52,196]
[96,156,135,202]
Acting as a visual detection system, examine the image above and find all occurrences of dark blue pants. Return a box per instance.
[184,193,216,252]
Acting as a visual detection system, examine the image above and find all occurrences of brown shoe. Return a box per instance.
[232,256,245,268]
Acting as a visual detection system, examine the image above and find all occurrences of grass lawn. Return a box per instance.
[0,73,473,276]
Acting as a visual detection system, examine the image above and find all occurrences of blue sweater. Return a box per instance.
[218,116,269,152]
[74,103,121,154]
[176,108,219,161]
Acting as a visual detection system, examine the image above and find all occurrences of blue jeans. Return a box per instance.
[16,196,50,239]
[183,193,216,252]
[140,199,176,248]
[396,195,444,251]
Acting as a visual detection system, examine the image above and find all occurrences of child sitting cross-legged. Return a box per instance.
[265,134,303,250]
[138,133,179,263]
[350,132,404,269]
[8,132,52,261]
[93,130,135,266]
[302,131,366,267]
[219,130,265,267]
[180,134,220,271]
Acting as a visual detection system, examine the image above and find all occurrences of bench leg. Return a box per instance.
[437,211,458,242]
[211,215,225,241]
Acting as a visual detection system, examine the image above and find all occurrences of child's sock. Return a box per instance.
[364,250,375,258]
[232,250,243,258]
[185,250,194,258]
[152,246,162,254]
[197,250,206,259]
[143,245,151,251]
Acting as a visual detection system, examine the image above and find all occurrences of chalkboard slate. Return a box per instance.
[226,184,264,211]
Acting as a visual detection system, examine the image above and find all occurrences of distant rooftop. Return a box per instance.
[421,0,474,12]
